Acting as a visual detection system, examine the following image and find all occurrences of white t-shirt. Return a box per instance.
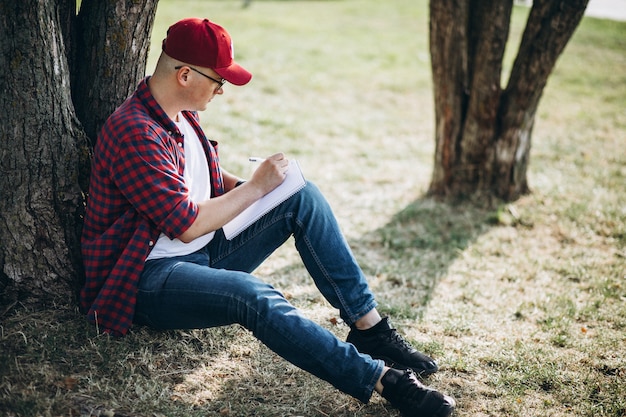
[146,114,215,260]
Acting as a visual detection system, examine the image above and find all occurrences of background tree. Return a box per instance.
[0,0,158,309]
[428,0,589,202]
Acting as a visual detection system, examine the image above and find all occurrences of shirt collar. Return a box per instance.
[136,76,181,137]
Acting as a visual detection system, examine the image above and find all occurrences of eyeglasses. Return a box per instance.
[174,65,226,90]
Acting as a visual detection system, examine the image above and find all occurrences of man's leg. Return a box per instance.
[209,182,376,323]
[209,182,438,376]
[135,251,454,416]
[134,249,383,403]
[136,183,455,415]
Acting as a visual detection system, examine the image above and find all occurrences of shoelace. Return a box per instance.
[386,328,415,351]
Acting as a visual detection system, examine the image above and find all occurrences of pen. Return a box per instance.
[248,157,265,162]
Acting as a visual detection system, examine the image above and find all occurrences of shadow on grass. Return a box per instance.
[351,196,498,320]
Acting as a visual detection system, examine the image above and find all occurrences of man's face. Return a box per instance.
[182,66,225,111]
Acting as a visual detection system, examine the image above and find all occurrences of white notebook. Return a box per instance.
[222,160,306,240]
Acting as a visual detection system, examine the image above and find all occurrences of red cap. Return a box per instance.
[162,18,252,86]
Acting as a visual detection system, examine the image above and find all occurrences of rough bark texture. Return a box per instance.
[0,0,158,308]
[495,0,589,198]
[429,0,468,193]
[73,0,158,142]
[428,0,589,202]
[0,0,86,305]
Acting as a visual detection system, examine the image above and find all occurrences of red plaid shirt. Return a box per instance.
[80,77,224,336]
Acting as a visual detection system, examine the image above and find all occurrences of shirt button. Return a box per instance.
[178,142,183,147]
[148,241,154,247]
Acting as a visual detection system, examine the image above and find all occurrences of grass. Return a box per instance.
[2,0,625,416]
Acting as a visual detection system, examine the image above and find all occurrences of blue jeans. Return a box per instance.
[134,182,384,402]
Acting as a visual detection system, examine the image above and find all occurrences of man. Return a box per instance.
[80,17,455,417]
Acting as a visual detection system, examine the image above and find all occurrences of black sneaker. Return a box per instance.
[381,368,455,417]
[347,317,439,376]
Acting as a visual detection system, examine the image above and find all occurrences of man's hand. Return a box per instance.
[248,153,290,195]
[178,152,290,243]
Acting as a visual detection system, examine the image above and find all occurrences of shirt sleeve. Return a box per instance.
[110,129,198,240]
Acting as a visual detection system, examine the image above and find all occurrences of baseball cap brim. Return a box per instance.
[214,62,252,86]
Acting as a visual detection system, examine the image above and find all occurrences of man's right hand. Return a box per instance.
[248,152,290,195]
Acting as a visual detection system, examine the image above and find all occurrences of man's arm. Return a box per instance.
[178,153,289,243]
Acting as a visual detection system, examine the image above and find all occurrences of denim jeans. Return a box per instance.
[134,182,384,402]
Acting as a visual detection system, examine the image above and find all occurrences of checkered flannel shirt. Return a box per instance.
[80,77,224,336]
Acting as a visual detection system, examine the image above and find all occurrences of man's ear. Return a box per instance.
[175,66,190,84]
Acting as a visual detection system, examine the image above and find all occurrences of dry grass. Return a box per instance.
[2,1,625,416]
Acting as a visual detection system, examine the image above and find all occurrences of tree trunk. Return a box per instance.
[428,0,589,202]
[0,0,86,305]
[73,0,158,141]
[0,0,158,308]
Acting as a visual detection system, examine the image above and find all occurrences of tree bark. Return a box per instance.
[0,0,158,308]
[0,0,88,304]
[73,0,158,141]
[428,0,589,202]
[494,0,589,199]
[428,0,468,195]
